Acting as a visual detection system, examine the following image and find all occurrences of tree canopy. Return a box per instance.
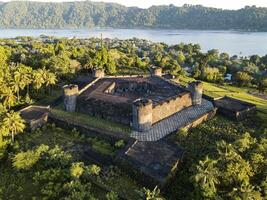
[0,2,267,31]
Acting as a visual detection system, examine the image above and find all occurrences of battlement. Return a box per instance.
[63,84,79,96]
[133,98,153,107]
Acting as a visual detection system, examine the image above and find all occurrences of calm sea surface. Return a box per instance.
[1,29,267,56]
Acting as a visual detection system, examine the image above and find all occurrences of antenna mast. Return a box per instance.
[100,33,103,49]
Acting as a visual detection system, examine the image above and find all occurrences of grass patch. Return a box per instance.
[175,76,267,121]
[51,105,132,135]
[87,137,117,156]
[17,124,121,157]
[35,88,62,106]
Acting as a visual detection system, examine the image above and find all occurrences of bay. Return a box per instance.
[1,28,267,56]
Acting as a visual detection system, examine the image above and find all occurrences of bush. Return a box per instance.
[114,140,125,148]
[86,164,101,176]
[70,162,84,179]
[106,191,119,200]
[12,144,49,170]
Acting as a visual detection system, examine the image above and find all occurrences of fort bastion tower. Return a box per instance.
[63,84,79,112]
[92,68,105,78]
[150,66,162,77]
[132,98,153,132]
[188,81,203,105]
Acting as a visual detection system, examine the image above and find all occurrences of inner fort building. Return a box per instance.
[63,69,206,133]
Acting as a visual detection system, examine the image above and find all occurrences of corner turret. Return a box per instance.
[150,66,162,77]
[63,84,79,112]
[188,81,203,105]
[132,98,153,132]
[92,69,105,78]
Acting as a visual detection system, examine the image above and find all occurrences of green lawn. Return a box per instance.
[51,105,132,135]
[175,76,267,120]
[87,137,117,156]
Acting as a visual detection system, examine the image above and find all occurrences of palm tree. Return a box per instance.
[45,71,57,94]
[18,65,33,94]
[138,186,165,200]
[216,140,239,160]
[32,69,45,91]
[0,103,7,142]
[3,111,25,143]
[0,86,17,110]
[13,70,22,100]
[192,156,219,197]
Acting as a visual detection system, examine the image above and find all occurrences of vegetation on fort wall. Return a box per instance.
[51,106,131,135]
[0,2,267,31]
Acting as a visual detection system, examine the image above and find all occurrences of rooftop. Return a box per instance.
[122,141,183,183]
[20,106,49,122]
[214,96,256,112]
[79,76,187,106]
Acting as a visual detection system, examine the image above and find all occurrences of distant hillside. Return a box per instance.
[0,1,267,30]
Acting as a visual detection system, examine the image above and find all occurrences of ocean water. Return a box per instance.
[1,28,267,56]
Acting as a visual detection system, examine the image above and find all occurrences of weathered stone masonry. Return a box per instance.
[63,69,210,134]
[132,98,153,132]
[152,92,192,124]
[63,84,79,112]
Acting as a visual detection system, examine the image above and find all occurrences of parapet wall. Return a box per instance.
[77,97,132,125]
[152,92,192,124]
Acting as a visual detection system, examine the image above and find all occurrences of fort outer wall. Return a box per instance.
[183,107,217,130]
[76,98,132,125]
[152,92,192,124]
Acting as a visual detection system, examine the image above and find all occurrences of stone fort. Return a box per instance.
[63,67,216,141]
[20,67,256,185]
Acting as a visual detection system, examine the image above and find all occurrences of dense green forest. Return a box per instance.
[1,1,267,30]
[0,36,266,199]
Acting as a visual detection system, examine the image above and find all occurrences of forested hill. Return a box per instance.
[1,1,267,30]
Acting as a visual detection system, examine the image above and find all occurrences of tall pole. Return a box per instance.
[100,33,103,49]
